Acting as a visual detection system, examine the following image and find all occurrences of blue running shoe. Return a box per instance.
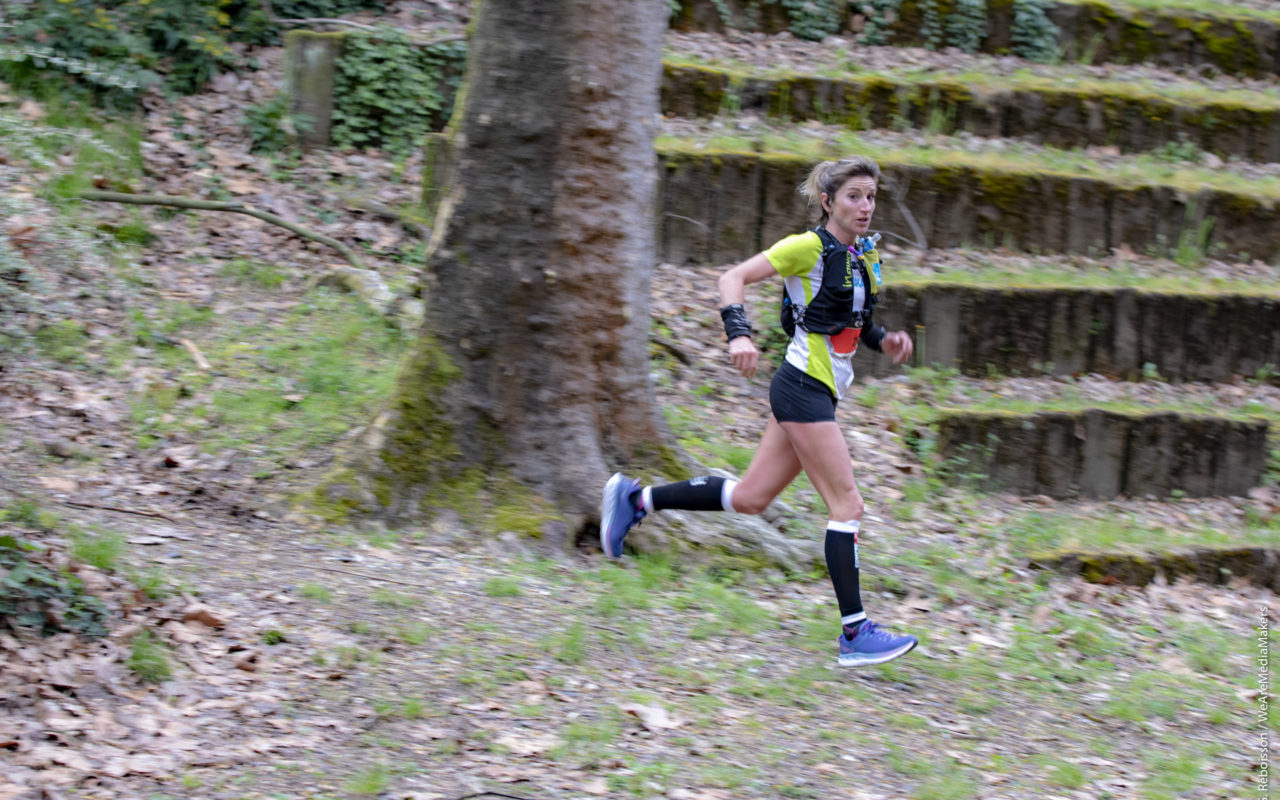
[837,620,918,667]
[600,472,645,559]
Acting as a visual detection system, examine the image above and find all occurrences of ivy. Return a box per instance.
[709,0,734,29]
[919,0,943,50]
[0,535,110,639]
[330,28,466,155]
[858,0,904,47]
[1011,0,1059,63]
[243,93,313,153]
[778,0,843,41]
[944,0,987,54]
[859,0,1053,58]
[0,0,241,97]
[0,0,381,101]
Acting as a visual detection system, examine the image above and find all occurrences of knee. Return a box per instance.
[730,489,773,516]
[838,492,865,522]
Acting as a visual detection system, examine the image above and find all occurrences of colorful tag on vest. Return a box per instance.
[861,234,882,296]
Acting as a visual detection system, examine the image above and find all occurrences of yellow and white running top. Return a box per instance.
[763,229,883,399]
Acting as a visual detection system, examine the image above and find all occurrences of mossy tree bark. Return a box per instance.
[360,0,674,539]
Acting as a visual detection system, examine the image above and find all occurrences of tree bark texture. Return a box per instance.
[373,0,671,531]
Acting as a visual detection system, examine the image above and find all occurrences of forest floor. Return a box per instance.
[2,5,1279,800]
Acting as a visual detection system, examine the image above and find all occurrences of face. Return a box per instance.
[822,175,877,237]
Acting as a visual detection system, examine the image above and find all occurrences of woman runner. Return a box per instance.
[600,156,918,667]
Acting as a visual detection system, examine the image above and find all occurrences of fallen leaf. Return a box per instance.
[206,146,251,169]
[6,217,39,255]
[163,620,203,644]
[618,702,685,731]
[232,649,261,671]
[182,605,228,628]
[494,731,560,756]
[408,723,451,741]
[37,476,78,493]
[226,178,259,195]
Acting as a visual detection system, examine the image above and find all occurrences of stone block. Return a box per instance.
[938,409,1268,498]
[283,30,349,148]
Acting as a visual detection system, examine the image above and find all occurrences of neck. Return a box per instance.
[824,222,859,246]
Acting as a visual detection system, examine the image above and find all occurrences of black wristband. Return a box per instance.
[720,304,752,341]
[862,322,887,352]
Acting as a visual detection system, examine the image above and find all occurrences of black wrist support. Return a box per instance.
[720,304,752,341]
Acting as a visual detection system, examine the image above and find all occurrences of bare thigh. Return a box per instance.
[779,420,864,522]
[732,417,804,515]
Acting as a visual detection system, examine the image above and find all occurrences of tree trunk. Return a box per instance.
[354,0,676,541]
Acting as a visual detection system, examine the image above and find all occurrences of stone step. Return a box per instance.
[662,61,1280,162]
[655,140,1280,264]
[934,408,1269,497]
[671,0,1280,79]
[1030,545,1280,589]
[851,282,1280,383]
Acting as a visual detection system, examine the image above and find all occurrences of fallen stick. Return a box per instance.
[76,190,365,269]
[180,338,212,371]
[63,500,180,524]
[303,564,436,589]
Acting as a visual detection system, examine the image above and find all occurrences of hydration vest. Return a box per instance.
[779,227,882,338]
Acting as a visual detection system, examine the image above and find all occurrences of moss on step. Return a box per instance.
[663,61,1280,161]
[654,140,1280,265]
[1030,546,1280,590]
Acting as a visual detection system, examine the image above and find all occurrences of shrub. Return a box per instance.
[0,534,111,638]
[0,0,228,98]
[1011,0,1059,62]
[859,0,905,46]
[330,27,466,154]
[944,0,987,53]
[778,0,842,41]
[243,94,313,154]
[0,0,382,100]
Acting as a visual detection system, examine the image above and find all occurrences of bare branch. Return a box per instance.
[76,190,365,269]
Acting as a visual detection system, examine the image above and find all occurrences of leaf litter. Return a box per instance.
[0,2,1276,798]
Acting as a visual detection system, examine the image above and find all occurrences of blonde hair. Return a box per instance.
[799,156,882,224]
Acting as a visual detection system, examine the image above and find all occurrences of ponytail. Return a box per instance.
[798,156,882,224]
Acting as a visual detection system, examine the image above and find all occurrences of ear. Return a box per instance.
[820,193,830,212]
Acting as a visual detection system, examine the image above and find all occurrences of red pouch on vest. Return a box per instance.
[830,326,861,355]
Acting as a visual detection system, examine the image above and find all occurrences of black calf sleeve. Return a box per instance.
[650,476,733,512]
[825,522,863,620]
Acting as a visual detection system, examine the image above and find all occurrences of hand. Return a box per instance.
[728,336,759,378]
[882,330,913,365]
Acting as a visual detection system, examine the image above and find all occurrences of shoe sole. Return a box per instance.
[837,639,917,667]
[600,472,624,558]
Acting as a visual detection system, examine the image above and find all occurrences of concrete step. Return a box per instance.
[662,61,1280,162]
[852,282,1280,383]
[671,0,1280,79]
[934,407,1269,498]
[1031,545,1280,589]
[655,137,1280,263]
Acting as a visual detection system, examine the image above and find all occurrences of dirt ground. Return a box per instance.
[2,6,1278,799]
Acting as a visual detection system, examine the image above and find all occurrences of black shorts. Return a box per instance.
[770,361,838,423]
